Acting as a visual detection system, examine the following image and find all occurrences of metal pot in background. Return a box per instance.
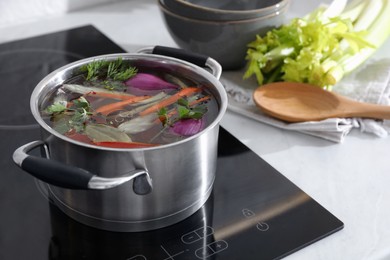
[13,46,227,232]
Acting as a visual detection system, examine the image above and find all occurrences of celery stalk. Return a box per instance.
[340,0,367,23]
[322,0,347,18]
[339,0,390,75]
[353,0,383,31]
[243,0,390,90]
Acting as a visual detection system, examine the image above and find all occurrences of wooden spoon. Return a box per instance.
[253,82,390,123]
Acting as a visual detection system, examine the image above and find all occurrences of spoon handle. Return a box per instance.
[344,101,390,120]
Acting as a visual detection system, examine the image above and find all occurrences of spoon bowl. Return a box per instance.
[253,82,390,122]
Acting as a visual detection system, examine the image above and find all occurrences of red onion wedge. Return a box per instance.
[125,73,178,90]
[170,118,205,136]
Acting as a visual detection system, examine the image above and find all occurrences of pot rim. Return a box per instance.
[167,0,290,16]
[159,0,289,25]
[31,52,227,152]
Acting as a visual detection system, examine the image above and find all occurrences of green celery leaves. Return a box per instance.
[244,8,375,90]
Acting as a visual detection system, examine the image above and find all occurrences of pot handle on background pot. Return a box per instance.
[12,141,152,195]
[137,46,222,80]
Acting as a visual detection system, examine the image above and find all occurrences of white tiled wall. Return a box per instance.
[0,0,123,27]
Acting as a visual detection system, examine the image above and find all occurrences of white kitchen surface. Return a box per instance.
[1,0,389,259]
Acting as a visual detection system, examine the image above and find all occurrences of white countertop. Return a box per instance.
[1,0,390,259]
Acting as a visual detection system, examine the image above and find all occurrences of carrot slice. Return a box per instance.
[139,87,202,116]
[66,132,94,144]
[94,141,159,148]
[95,95,151,115]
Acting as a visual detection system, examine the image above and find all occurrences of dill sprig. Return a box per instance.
[113,67,138,81]
[83,60,109,81]
[80,57,138,82]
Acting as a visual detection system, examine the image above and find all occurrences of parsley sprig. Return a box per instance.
[158,98,207,126]
[46,96,93,134]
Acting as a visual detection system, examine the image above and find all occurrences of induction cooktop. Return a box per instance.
[0,25,343,260]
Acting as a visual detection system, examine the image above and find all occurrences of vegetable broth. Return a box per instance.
[40,58,219,148]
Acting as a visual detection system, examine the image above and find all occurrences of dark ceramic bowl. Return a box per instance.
[158,0,288,69]
[163,0,289,21]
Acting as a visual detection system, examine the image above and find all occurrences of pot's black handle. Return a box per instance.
[137,46,222,79]
[22,155,92,189]
[13,141,152,195]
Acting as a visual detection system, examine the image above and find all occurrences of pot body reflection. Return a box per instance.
[48,194,215,260]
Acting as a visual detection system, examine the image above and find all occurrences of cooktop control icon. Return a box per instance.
[242,208,256,218]
[181,226,214,244]
[256,222,270,231]
[242,208,270,232]
[195,240,228,259]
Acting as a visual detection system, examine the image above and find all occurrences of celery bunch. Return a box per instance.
[244,0,390,90]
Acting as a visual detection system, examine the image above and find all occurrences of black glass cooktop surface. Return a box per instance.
[0,25,343,260]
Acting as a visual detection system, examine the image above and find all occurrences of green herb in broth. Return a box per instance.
[157,107,169,126]
[46,102,67,114]
[81,60,107,81]
[157,97,207,127]
[72,96,90,110]
[177,104,206,120]
[70,111,92,133]
[46,96,93,134]
[107,60,138,81]
[80,57,138,82]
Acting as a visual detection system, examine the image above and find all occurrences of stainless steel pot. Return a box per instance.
[13,46,227,232]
